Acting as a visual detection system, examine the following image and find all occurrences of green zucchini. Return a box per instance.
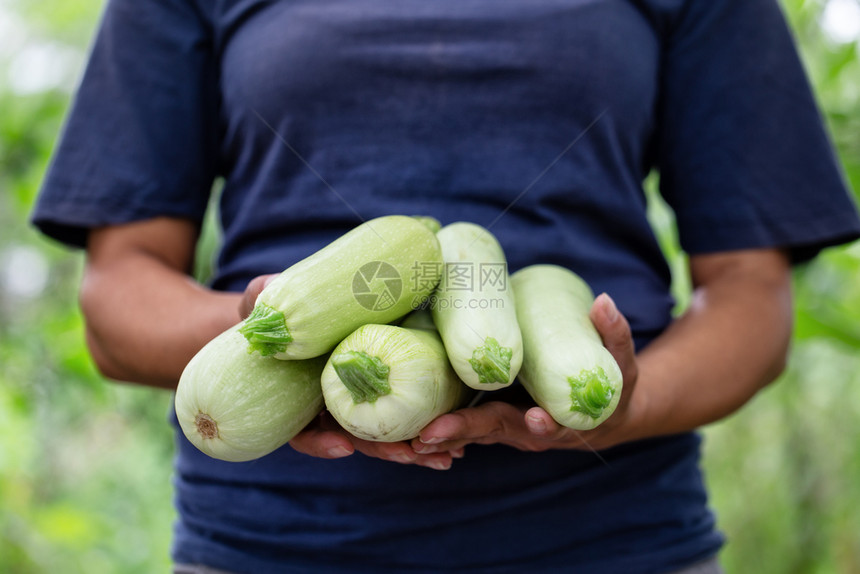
[431,222,522,390]
[411,215,443,233]
[321,323,471,442]
[175,325,327,462]
[511,264,623,430]
[239,215,443,360]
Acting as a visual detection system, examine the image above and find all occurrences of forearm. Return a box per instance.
[81,219,243,389]
[631,249,793,438]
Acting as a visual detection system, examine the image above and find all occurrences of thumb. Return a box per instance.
[589,293,637,378]
[239,273,278,318]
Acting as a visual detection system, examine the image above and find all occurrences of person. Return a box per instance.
[31,0,860,572]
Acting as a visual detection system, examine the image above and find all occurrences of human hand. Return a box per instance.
[239,273,278,318]
[410,293,642,456]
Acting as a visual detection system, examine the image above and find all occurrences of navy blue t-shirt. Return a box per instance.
[33,0,860,572]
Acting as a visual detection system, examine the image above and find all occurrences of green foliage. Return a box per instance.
[638,2,860,572]
[704,342,860,574]
[702,2,860,572]
[0,0,858,573]
[0,1,174,572]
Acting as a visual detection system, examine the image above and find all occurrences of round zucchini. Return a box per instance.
[175,325,327,462]
[321,323,471,442]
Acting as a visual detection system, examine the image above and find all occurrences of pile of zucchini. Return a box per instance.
[175,215,623,462]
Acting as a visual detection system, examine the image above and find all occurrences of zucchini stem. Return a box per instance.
[331,351,392,404]
[239,303,293,356]
[568,367,615,419]
[469,337,513,385]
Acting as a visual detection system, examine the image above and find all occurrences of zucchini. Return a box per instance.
[411,215,442,233]
[431,222,522,390]
[240,215,443,360]
[175,325,327,462]
[398,308,437,331]
[511,264,623,430]
[321,323,471,442]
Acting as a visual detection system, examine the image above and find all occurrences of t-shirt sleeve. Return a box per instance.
[31,0,218,248]
[655,0,860,262]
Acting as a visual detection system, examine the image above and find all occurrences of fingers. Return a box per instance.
[589,292,631,353]
[413,401,569,454]
[590,293,638,382]
[524,406,621,452]
[524,406,601,450]
[413,402,605,453]
[355,439,455,471]
[415,401,521,449]
[239,273,278,318]
[290,413,456,470]
[289,425,355,459]
[524,406,564,437]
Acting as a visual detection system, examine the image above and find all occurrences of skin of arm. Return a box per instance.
[81,217,243,388]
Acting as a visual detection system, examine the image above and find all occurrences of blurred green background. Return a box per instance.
[1,0,858,572]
